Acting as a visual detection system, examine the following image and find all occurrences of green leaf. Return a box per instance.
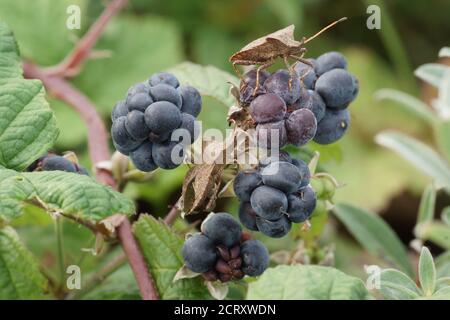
[433,286,450,297]
[415,222,450,250]
[436,120,450,162]
[442,207,450,226]
[419,247,437,296]
[436,251,450,278]
[0,0,84,66]
[375,89,437,125]
[417,184,436,225]
[415,63,449,88]
[439,47,450,58]
[0,22,21,79]
[0,226,47,299]
[0,168,134,224]
[0,23,59,170]
[436,277,450,290]
[246,265,371,300]
[379,269,422,300]
[82,265,141,300]
[133,215,211,299]
[333,203,413,276]
[169,62,238,108]
[375,131,450,191]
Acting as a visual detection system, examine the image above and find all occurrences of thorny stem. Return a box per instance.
[117,218,159,300]
[43,0,129,77]
[22,0,160,301]
[164,199,182,225]
[55,217,65,290]
[23,62,116,188]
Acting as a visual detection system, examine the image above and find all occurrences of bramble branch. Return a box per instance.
[23,61,116,188]
[43,0,129,77]
[117,218,160,300]
[23,0,160,301]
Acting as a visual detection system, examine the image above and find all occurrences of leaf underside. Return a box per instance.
[0,226,48,299]
[247,265,372,300]
[0,168,135,224]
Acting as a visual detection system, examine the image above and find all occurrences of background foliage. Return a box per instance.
[0,0,449,300]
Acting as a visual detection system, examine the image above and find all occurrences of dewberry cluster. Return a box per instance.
[111,72,201,171]
[234,152,316,238]
[240,51,358,147]
[27,153,89,175]
[182,212,269,282]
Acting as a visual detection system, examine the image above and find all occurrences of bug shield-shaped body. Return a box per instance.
[230,25,303,64]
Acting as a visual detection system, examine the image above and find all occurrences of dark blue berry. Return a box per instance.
[127,92,153,113]
[291,158,310,189]
[233,170,262,202]
[201,212,242,248]
[294,59,317,89]
[149,83,182,108]
[238,202,259,231]
[42,156,76,173]
[178,86,202,117]
[249,93,286,124]
[315,69,357,108]
[149,72,179,88]
[256,120,288,149]
[313,108,350,145]
[264,70,301,105]
[285,108,317,147]
[256,215,291,238]
[111,100,128,122]
[152,141,184,169]
[261,161,302,194]
[111,116,142,152]
[182,234,217,273]
[129,141,158,172]
[250,185,288,221]
[125,110,150,141]
[287,186,317,223]
[315,51,347,76]
[144,101,182,135]
[240,240,269,276]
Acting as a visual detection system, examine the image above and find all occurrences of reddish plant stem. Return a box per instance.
[23,63,159,300]
[44,0,129,77]
[117,218,159,300]
[22,0,160,301]
[164,200,181,225]
[23,61,116,188]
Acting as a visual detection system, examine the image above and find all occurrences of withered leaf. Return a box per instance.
[181,163,225,215]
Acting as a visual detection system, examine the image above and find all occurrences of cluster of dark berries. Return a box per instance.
[240,51,358,146]
[27,153,89,175]
[111,72,202,171]
[234,152,316,238]
[182,212,269,282]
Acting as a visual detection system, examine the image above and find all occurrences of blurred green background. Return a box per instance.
[1,0,449,282]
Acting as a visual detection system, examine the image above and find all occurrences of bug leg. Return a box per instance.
[290,53,314,85]
[252,59,275,96]
[283,55,295,91]
[232,62,244,81]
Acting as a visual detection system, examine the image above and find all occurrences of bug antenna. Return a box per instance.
[304,17,347,44]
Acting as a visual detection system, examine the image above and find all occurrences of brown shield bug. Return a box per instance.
[229,17,347,94]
